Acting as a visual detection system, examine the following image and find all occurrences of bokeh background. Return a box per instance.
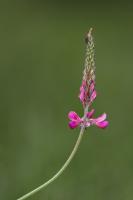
[0,1,133,199]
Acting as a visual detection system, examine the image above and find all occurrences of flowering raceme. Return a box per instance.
[68,28,109,130]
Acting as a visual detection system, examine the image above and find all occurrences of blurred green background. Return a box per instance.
[0,1,133,199]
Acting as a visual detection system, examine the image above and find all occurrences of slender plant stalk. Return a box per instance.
[17,106,88,200]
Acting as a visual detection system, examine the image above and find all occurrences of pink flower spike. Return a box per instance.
[68,111,81,121]
[87,109,95,118]
[96,121,109,129]
[90,90,97,102]
[68,30,109,131]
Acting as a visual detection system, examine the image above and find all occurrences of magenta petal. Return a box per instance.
[81,80,86,87]
[90,82,95,92]
[79,90,85,102]
[69,121,79,129]
[94,113,107,123]
[87,109,95,118]
[68,111,81,121]
[79,81,86,102]
[90,90,97,102]
[96,121,109,129]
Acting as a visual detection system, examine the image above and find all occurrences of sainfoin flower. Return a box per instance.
[68,28,109,131]
[68,82,109,130]
[68,109,108,129]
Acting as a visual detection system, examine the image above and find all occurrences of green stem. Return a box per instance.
[17,126,85,200]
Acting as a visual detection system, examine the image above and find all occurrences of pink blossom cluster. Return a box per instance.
[79,80,96,107]
[68,109,108,129]
[68,81,108,130]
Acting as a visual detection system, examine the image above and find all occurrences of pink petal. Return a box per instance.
[79,90,85,102]
[90,90,97,102]
[90,82,95,92]
[69,121,80,129]
[87,109,95,118]
[81,80,86,87]
[79,81,86,102]
[68,111,81,121]
[96,121,109,129]
[94,113,107,123]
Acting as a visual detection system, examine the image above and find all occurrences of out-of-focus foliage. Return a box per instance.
[0,1,133,199]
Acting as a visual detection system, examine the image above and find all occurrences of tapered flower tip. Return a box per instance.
[85,28,93,43]
[96,121,109,129]
[68,111,81,121]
